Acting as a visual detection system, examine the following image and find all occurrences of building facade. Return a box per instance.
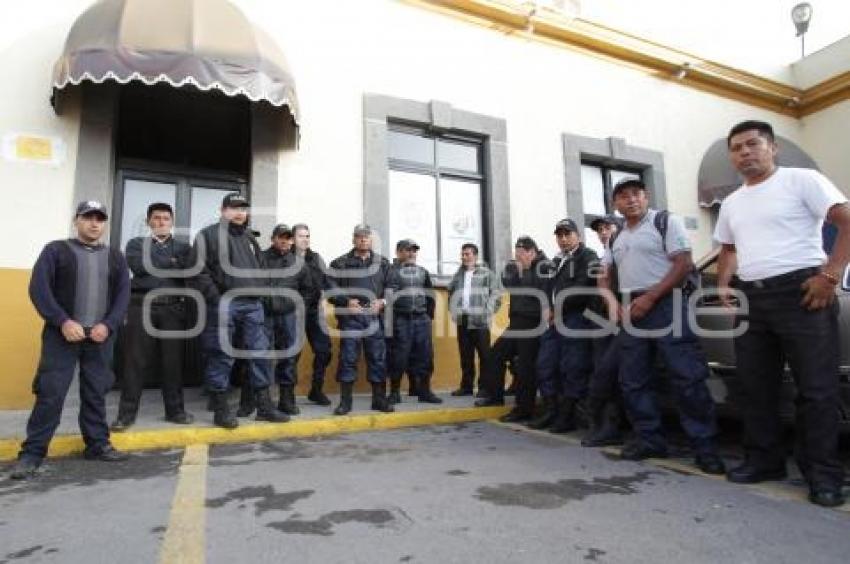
[1,0,848,408]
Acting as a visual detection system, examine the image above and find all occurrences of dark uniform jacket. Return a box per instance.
[189,220,267,304]
[502,251,549,322]
[261,247,314,315]
[125,236,190,293]
[327,249,390,309]
[386,262,435,318]
[299,249,332,310]
[29,239,130,332]
[545,243,600,317]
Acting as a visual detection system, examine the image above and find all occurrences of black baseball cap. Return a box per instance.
[590,215,619,231]
[271,223,293,238]
[222,193,249,208]
[514,236,538,251]
[396,239,420,251]
[75,200,108,219]
[612,178,646,197]
[353,223,372,236]
[553,218,579,234]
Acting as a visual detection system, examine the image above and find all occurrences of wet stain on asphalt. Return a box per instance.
[399,555,414,562]
[475,471,659,509]
[209,438,411,467]
[267,509,399,536]
[446,469,470,476]
[206,485,315,516]
[0,451,182,498]
[2,545,45,560]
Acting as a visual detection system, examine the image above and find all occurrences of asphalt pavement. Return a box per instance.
[2,422,849,564]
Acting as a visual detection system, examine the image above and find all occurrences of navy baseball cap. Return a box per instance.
[396,239,420,251]
[612,178,646,197]
[222,193,249,208]
[271,223,293,238]
[75,200,108,219]
[553,218,579,234]
[352,223,372,236]
[514,236,538,251]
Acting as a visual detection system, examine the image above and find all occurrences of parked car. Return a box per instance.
[693,248,850,429]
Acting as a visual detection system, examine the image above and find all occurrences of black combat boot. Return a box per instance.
[581,400,624,447]
[278,385,300,415]
[548,396,578,434]
[407,376,419,397]
[417,375,443,404]
[371,382,395,413]
[388,377,402,405]
[236,382,255,417]
[526,395,558,430]
[307,380,331,406]
[334,382,354,416]
[254,388,291,423]
[211,391,238,429]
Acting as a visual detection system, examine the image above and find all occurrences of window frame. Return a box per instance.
[363,94,510,285]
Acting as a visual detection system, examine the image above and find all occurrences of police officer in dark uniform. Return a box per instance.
[476,236,548,422]
[190,193,288,428]
[262,223,313,415]
[386,239,441,404]
[292,223,334,406]
[11,201,130,479]
[527,219,598,433]
[327,224,393,415]
[112,202,193,431]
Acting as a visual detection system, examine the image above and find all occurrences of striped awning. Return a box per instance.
[52,0,300,124]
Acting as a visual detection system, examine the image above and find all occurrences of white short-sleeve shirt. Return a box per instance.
[713,167,847,281]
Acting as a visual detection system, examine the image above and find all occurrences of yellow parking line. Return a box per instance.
[0,406,510,461]
[159,444,209,564]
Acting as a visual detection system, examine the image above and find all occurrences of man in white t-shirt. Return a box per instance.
[715,120,850,508]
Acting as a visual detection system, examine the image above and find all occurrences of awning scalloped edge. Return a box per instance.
[53,70,300,125]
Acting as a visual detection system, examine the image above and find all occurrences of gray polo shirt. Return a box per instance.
[602,209,691,292]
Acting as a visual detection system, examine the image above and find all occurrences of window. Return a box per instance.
[579,163,640,255]
[387,125,484,275]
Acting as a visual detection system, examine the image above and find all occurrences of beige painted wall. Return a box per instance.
[800,100,850,194]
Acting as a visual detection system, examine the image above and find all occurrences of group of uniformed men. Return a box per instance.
[9,120,850,508]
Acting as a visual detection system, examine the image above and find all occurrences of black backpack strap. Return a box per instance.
[654,209,670,254]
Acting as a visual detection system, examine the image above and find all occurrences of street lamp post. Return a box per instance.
[791,2,813,58]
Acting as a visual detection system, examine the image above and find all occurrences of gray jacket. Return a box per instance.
[447,264,502,329]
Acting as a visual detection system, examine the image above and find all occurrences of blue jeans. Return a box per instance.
[201,299,271,393]
[266,311,298,386]
[336,314,386,384]
[20,327,114,461]
[618,295,717,453]
[391,314,433,381]
[536,314,593,399]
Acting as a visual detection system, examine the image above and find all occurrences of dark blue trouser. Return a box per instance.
[20,327,114,461]
[301,307,332,384]
[618,295,717,453]
[736,281,844,490]
[201,299,271,393]
[336,314,386,384]
[391,314,433,381]
[266,311,298,386]
[536,314,593,399]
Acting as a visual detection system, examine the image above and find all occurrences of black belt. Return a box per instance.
[395,311,428,318]
[738,267,819,291]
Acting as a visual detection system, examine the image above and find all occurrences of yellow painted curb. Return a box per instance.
[0,406,510,462]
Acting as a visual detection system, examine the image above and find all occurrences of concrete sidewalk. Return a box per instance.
[0,386,508,460]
